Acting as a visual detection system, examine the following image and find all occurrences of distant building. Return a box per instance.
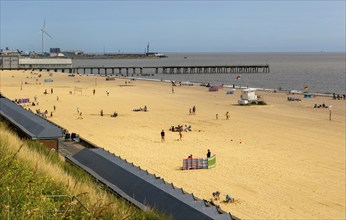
[0,48,20,56]
[62,50,84,56]
[0,55,72,69]
[0,48,20,69]
[146,52,167,58]
[49,48,66,57]
[50,48,61,53]
[0,55,19,69]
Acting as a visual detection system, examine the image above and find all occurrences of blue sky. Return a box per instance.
[0,1,345,53]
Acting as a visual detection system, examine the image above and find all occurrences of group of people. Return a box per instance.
[313,103,329,108]
[35,109,53,118]
[133,105,148,112]
[187,149,212,159]
[173,125,194,141]
[287,96,302,101]
[100,109,118,117]
[215,111,230,120]
[212,191,235,203]
[43,88,54,95]
[169,125,192,132]
[167,125,192,141]
[332,93,345,100]
[189,106,196,115]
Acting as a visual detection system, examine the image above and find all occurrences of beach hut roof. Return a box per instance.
[0,96,63,139]
[67,147,233,220]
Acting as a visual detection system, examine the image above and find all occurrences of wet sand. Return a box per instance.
[1,70,345,219]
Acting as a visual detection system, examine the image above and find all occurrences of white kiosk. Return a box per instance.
[238,88,258,105]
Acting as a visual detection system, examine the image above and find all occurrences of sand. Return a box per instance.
[1,70,345,219]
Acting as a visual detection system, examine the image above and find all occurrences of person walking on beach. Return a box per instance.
[161,130,165,142]
[192,106,196,114]
[225,111,230,120]
[179,131,183,141]
[93,89,96,95]
[100,109,103,116]
[189,108,192,115]
[207,149,211,158]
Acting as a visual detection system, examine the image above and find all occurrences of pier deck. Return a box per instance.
[2,64,270,76]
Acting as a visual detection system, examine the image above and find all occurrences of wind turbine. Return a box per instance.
[41,18,53,53]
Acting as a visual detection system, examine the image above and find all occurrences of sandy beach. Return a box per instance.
[1,70,345,219]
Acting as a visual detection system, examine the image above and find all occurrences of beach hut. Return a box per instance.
[240,88,257,100]
[0,96,63,150]
[238,88,258,105]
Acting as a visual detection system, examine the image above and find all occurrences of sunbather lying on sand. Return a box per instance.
[133,105,148,112]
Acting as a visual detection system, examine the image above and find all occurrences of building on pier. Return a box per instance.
[0,55,19,69]
[18,58,72,69]
[0,53,73,69]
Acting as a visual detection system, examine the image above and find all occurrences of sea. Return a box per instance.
[72,52,346,95]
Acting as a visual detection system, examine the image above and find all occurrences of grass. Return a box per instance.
[0,121,167,219]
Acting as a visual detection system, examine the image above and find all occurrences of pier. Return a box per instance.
[2,64,270,76]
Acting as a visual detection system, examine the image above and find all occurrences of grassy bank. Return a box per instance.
[0,121,166,219]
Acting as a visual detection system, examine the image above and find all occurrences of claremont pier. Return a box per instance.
[2,64,270,76]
